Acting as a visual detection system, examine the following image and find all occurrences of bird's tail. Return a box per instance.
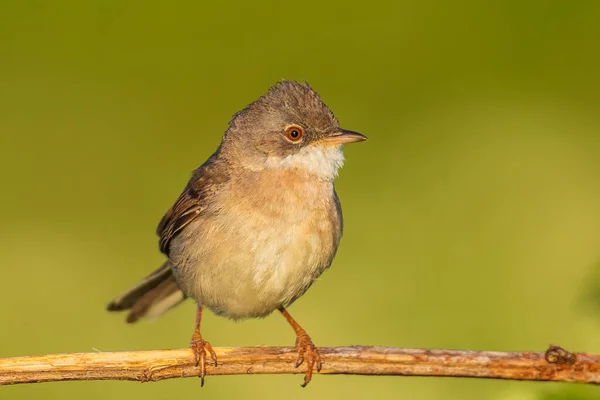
[106,261,186,323]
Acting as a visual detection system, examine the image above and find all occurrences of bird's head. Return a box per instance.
[219,81,366,181]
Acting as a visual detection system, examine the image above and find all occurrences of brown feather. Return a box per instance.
[156,152,228,255]
[106,262,173,311]
[125,273,184,323]
[106,262,186,323]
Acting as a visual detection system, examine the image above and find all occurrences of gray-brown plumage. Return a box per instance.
[106,80,366,386]
[106,262,183,323]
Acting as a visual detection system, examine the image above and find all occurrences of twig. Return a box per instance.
[0,345,598,385]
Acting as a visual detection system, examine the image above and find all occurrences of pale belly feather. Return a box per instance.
[169,180,340,320]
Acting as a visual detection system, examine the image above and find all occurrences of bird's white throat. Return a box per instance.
[265,145,345,180]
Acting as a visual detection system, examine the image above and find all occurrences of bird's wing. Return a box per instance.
[157,154,227,256]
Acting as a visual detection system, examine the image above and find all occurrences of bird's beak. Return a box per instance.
[320,129,368,145]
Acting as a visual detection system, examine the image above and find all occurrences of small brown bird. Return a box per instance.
[107,80,366,386]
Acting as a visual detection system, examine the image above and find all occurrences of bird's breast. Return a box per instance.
[170,170,342,320]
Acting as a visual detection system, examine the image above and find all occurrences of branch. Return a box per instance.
[1,345,598,386]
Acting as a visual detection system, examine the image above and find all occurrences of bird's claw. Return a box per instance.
[190,332,217,387]
[293,333,322,387]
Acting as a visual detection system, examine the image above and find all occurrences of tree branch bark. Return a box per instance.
[1,345,598,386]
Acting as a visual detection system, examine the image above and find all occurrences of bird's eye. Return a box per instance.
[285,125,304,143]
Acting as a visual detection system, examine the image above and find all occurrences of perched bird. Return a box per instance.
[107,80,367,386]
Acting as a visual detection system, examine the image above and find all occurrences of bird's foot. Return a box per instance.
[293,331,322,387]
[190,331,217,386]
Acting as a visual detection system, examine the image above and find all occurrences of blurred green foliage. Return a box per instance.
[1,1,600,399]
[538,386,600,400]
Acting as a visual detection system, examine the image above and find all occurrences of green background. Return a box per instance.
[1,1,600,399]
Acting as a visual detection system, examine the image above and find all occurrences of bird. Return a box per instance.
[106,80,367,386]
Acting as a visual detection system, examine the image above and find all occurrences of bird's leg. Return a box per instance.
[278,306,322,387]
[190,305,217,386]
